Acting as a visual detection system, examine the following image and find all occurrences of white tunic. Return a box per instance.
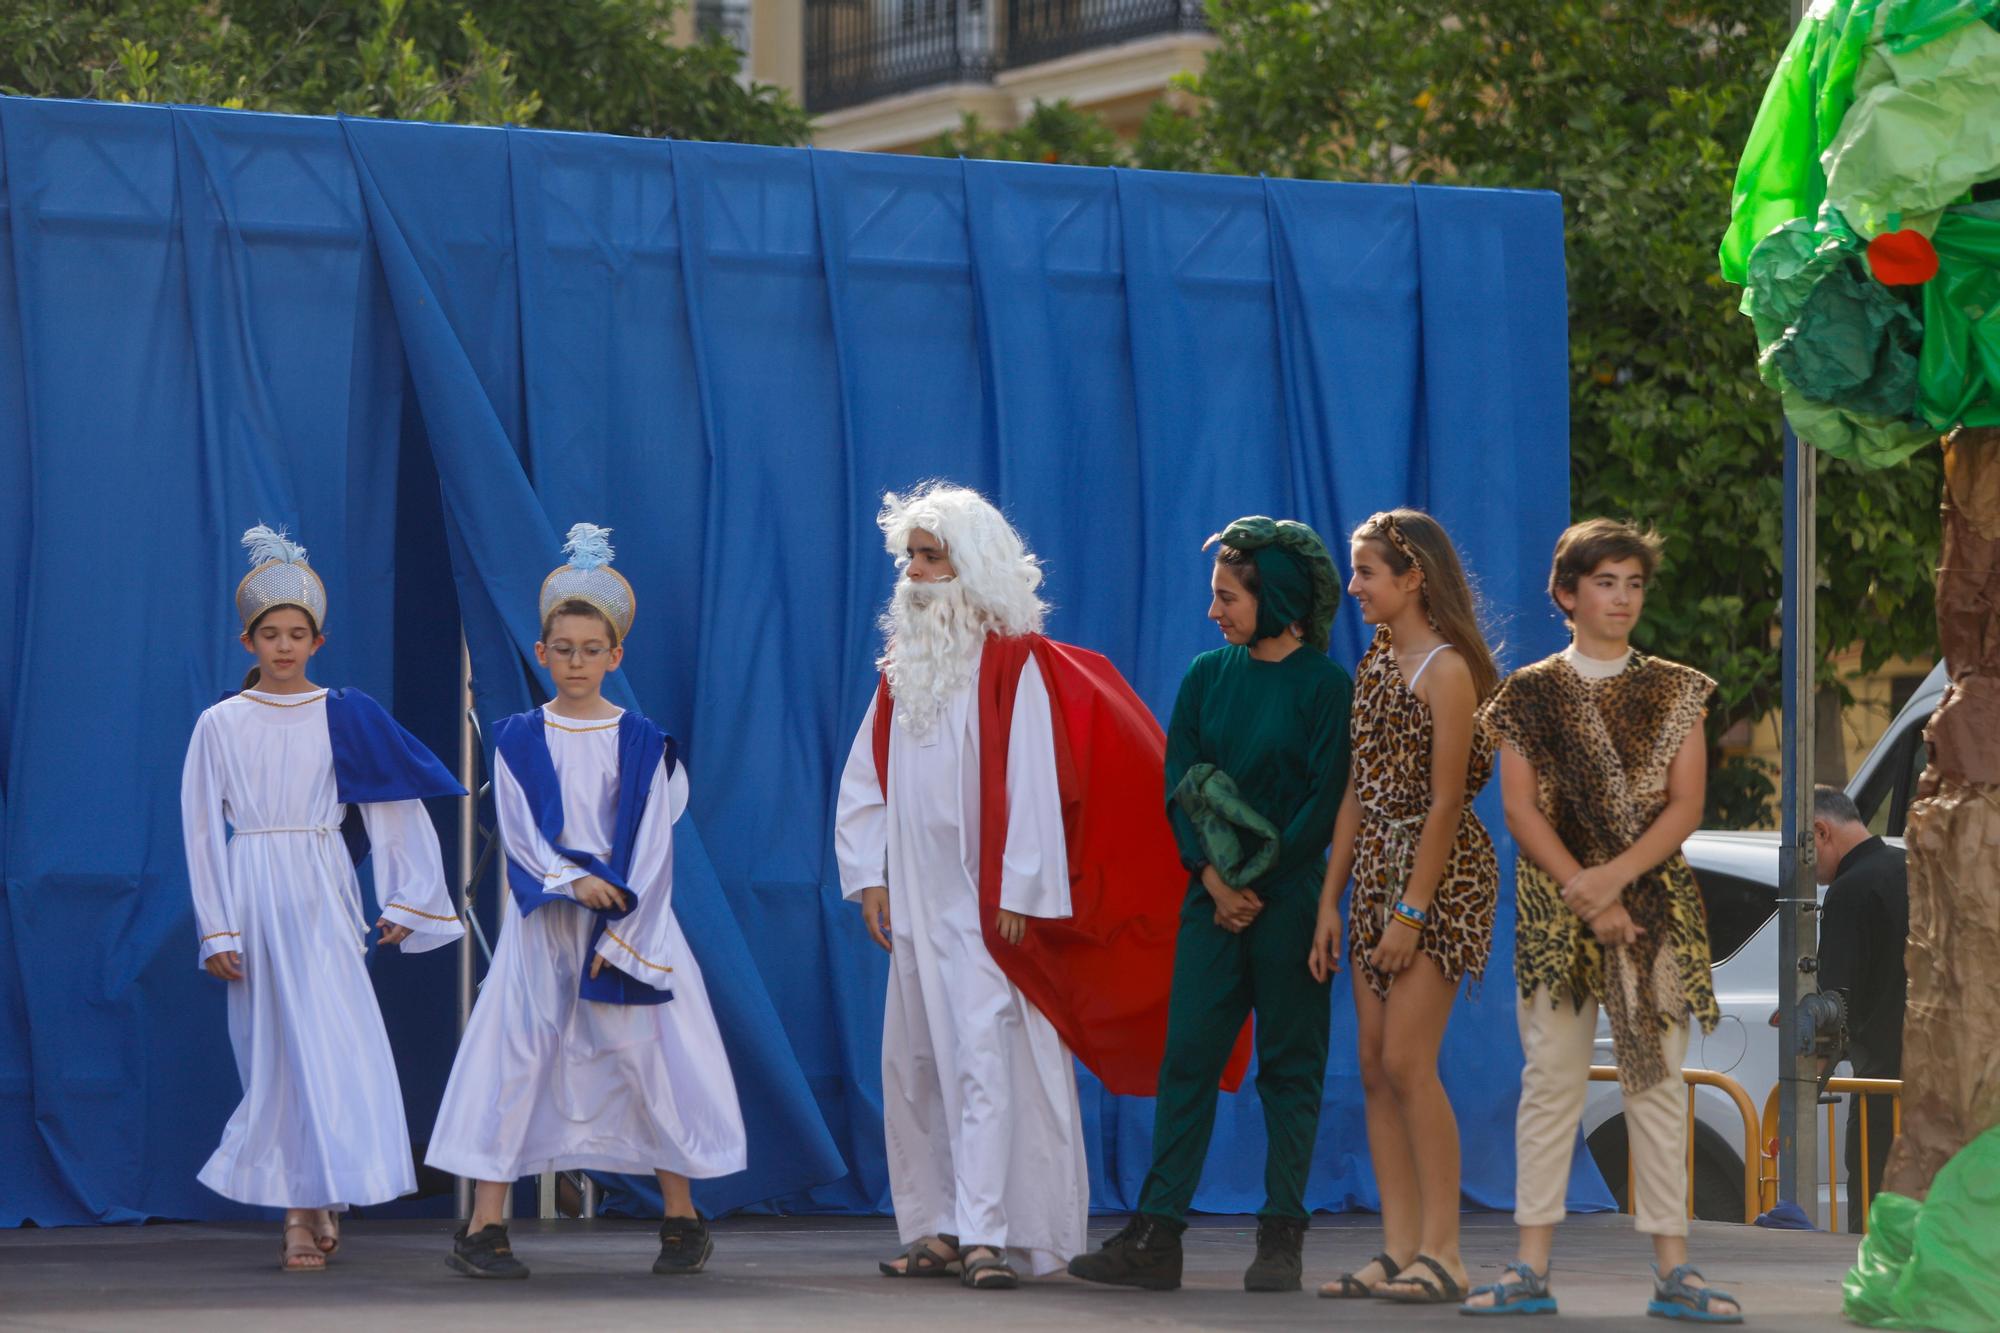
[426,705,746,1182]
[180,688,462,1209]
[834,657,1087,1275]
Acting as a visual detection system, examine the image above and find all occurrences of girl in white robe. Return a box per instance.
[182,526,462,1272]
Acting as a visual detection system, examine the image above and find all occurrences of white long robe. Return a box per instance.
[180,688,462,1208]
[834,657,1087,1275]
[426,705,746,1182]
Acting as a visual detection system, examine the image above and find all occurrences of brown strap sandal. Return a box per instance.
[315,1210,341,1258]
[879,1233,961,1278]
[281,1221,326,1273]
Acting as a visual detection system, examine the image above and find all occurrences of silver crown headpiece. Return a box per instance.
[539,523,635,641]
[235,524,328,631]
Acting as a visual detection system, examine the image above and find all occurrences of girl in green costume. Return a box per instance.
[1067,517,1352,1294]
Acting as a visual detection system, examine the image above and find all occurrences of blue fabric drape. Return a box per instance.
[0,95,1606,1226]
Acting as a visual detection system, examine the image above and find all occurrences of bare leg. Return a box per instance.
[1320,967,1418,1293]
[468,1179,510,1232]
[657,1169,696,1220]
[1373,955,1469,1294]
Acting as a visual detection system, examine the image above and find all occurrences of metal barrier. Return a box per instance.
[1587,1066,1761,1224]
[1757,1078,1903,1232]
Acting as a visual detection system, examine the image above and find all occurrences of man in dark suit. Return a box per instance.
[1813,785,1909,1233]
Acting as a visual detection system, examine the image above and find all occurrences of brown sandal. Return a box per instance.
[315,1210,341,1258]
[281,1221,326,1273]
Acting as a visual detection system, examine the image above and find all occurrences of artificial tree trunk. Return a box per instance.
[1882,425,2000,1198]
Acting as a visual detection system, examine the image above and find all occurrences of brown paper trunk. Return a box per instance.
[1882,426,2000,1199]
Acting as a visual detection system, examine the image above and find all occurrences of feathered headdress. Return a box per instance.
[235,524,328,631]
[538,522,636,642]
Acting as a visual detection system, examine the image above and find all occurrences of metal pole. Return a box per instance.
[455,635,476,1221]
[1777,424,1821,1225]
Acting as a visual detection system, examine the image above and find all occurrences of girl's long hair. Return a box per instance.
[1353,508,1501,702]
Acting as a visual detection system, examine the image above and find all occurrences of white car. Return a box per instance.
[1577,663,1942,1222]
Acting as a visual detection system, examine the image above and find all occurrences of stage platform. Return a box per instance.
[0,1212,1857,1330]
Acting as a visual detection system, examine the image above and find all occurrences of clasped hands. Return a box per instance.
[572,873,629,978]
[1562,863,1644,946]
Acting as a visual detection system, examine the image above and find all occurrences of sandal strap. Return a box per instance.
[1386,1254,1463,1301]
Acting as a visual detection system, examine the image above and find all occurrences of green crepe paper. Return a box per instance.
[1823,15,2000,237]
[1720,1,1887,283]
[1883,0,2000,53]
[1772,254,1924,417]
[1781,386,1937,466]
[1744,213,1926,420]
[1743,213,1864,387]
[1921,202,2000,427]
[1719,0,1998,281]
[1844,1125,2000,1331]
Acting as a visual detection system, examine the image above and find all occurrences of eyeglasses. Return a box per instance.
[547,643,611,663]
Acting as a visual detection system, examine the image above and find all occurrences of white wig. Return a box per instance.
[877,482,1046,635]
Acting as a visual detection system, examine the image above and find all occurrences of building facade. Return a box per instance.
[733,0,1213,152]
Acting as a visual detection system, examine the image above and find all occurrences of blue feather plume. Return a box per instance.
[562,522,615,571]
[241,523,307,567]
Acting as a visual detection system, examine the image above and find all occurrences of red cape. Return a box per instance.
[874,633,1250,1096]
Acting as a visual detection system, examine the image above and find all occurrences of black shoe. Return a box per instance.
[1243,1215,1306,1292]
[1066,1214,1184,1291]
[653,1214,713,1275]
[447,1223,529,1279]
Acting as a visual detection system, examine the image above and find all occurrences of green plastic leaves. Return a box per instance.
[1845,1125,2000,1330]
[1923,203,2000,427]
[1823,15,2000,237]
[1721,0,2000,463]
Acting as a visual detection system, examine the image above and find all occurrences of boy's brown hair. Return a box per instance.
[540,597,620,648]
[1548,519,1663,616]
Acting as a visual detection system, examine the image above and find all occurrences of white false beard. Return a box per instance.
[877,577,988,740]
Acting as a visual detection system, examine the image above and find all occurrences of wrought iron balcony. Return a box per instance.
[805,0,1209,114]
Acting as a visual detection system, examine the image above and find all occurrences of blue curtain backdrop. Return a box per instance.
[0,95,1608,1226]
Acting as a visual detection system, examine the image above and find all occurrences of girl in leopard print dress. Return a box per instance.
[1307,509,1499,1305]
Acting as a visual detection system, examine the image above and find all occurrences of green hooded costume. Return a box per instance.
[1137,516,1353,1225]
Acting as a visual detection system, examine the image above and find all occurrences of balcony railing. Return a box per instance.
[804,0,1208,114]
[1005,0,1206,72]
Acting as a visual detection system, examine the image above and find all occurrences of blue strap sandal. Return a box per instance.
[1460,1261,1557,1316]
[1647,1264,1744,1323]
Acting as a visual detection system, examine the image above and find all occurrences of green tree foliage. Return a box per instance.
[925,99,1126,166]
[931,5,1942,825]
[0,0,807,143]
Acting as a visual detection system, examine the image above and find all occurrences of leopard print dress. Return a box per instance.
[1347,627,1499,998]
[1480,651,1721,1094]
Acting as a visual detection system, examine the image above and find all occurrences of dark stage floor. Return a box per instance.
[0,1211,1860,1330]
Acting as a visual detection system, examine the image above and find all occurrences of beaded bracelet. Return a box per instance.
[1389,899,1429,929]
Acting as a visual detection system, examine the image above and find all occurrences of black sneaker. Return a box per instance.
[1243,1215,1305,1292]
[448,1223,529,1279]
[1066,1214,1184,1291]
[653,1214,713,1275]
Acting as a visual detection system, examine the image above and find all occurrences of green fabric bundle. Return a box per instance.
[1172,762,1280,886]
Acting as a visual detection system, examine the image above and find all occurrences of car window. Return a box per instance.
[1692,866,1778,965]
[1856,716,1931,838]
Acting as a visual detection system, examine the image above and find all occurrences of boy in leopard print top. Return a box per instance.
[1461,519,1741,1323]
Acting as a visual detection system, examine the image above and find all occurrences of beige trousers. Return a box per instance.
[1515,987,1690,1236]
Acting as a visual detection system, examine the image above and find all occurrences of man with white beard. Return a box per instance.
[835,483,1224,1292]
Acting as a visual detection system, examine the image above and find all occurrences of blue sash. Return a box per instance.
[493,708,677,1006]
[216,687,464,867]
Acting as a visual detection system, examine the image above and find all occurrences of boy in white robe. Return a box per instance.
[428,524,746,1279]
